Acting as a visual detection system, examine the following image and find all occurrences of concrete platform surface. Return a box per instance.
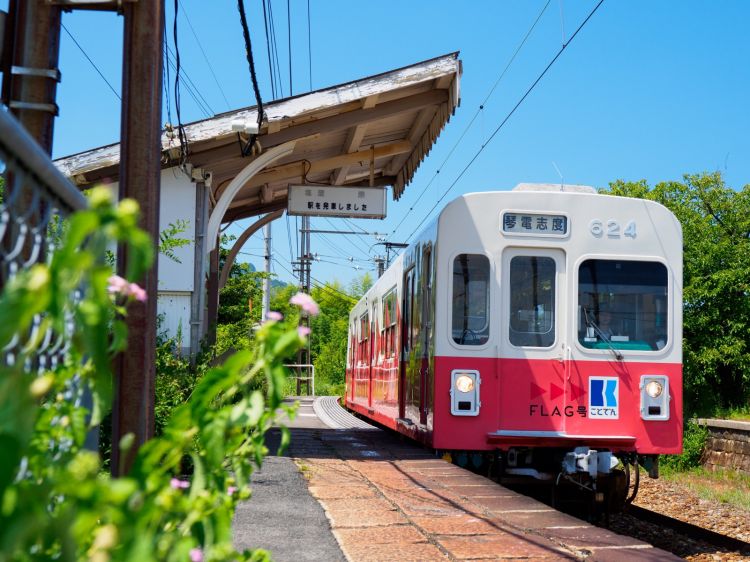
[233,397,680,561]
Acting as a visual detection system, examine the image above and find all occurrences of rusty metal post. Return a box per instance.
[111,0,164,476]
[4,0,61,152]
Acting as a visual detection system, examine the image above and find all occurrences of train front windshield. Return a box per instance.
[578,259,669,351]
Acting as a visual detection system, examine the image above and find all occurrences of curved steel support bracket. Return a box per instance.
[205,140,296,259]
[218,209,283,290]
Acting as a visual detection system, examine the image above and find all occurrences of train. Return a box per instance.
[345,184,682,506]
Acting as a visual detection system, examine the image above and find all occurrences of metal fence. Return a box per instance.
[0,106,88,373]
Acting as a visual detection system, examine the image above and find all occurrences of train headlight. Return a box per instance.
[645,380,663,398]
[640,375,669,421]
[450,370,481,417]
[455,375,475,393]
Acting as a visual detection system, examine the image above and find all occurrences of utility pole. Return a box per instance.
[3,0,62,153]
[2,0,165,475]
[111,0,164,476]
[295,215,312,395]
[261,222,271,319]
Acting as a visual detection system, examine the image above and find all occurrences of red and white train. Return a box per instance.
[346,184,682,499]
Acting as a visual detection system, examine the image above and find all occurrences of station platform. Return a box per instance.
[233,397,679,561]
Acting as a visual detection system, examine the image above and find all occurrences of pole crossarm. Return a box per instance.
[218,209,283,290]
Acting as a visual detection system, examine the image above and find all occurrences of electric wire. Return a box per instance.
[272,254,366,303]
[178,0,232,110]
[321,218,370,257]
[267,0,285,98]
[287,0,293,95]
[307,0,312,91]
[388,0,551,237]
[164,44,214,118]
[404,0,605,242]
[61,23,121,101]
[237,0,265,129]
[284,213,295,269]
[262,0,278,98]
[172,0,190,164]
[163,23,173,123]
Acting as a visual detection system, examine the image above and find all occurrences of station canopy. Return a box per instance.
[55,52,461,223]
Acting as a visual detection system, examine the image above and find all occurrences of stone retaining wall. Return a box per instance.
[696,418,750,475]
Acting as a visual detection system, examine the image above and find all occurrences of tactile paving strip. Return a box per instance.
[314,396,377,430]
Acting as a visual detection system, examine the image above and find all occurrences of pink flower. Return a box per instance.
[289,292,319,316]
[297,326,311,338]
[107,275,147,302]
[227,486,238,495]
[266,311,283,322]
[129,283,147,302]
[189,548,203,562]
[107,274,129,294]
[170,478,189,489]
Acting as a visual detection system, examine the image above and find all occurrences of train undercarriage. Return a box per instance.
[444,446,660,517]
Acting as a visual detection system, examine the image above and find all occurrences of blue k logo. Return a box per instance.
[589,377,619,419]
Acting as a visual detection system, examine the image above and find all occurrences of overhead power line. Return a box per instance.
[61,23,121,101]
[307,0,312,91]
[178,0,232,110]
[164,44,214,117]
[389,0,551,238]
[405,0,606,242]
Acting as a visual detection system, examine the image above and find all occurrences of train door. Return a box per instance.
[419,246,433,425]
[400,267,415,420]
[498,248,568,435]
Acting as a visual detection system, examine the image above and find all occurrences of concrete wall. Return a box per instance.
[112,167,201,354]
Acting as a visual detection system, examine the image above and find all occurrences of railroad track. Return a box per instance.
[623,504,750,556]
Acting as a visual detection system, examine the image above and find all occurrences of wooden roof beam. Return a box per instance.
[232,140,411,196]
[330,94,379,185]
[385,105,437,176]
[190,89,447,169]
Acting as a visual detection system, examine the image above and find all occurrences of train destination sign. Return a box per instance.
[502,212,568,236]
[288,185,387,219]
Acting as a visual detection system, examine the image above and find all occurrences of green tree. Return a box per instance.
[605,172,750,414]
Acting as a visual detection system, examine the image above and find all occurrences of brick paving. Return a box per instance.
[286,426,681,561]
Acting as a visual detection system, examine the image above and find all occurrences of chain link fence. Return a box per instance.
[0,106,88,373]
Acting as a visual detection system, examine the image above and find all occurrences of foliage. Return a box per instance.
[309,283,355,394]
[604,172,750,414]
[159,219,191,263]
[661,421,709,472]
[0,189,306,561]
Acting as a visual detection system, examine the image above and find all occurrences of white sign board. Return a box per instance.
[288,185,386,219]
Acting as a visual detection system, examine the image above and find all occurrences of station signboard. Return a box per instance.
[287,185,386,219]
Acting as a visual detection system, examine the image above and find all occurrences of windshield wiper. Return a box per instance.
[583,308,623,361]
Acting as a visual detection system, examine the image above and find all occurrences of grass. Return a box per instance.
[717,406,750,422]
[662,467,750,511]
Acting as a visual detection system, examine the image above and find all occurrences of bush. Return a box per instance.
[0,189,306,561]
[661,421,709,472]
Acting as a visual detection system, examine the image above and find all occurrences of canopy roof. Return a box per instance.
[55,52,461,222]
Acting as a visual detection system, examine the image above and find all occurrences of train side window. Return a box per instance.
[359,312,369,363]
[578,260,668,351]
[382,287,397,357]
[452,254,490,346]
[509,256,556,348]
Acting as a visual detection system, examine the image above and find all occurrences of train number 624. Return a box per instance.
[590,219,636,239]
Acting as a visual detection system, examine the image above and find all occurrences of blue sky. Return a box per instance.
[20,0,750,287]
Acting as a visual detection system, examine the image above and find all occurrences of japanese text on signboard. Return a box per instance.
[287,185,386,219]
[502,212,568,236]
